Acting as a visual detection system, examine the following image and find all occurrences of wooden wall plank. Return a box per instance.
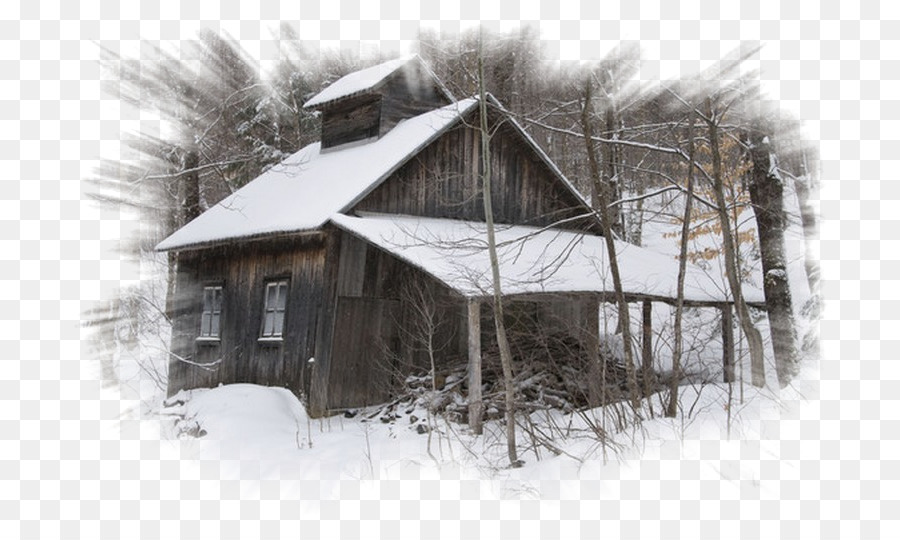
[167,236,328,404]
[352,111,597,233]
[321,95,381,149]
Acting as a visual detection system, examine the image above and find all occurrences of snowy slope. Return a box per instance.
[163,369,817,500]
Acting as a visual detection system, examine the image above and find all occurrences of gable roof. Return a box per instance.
[303,55,454,110]
[331,213,765,306]
[484,94,591,211]
[156,98,478,251]
[157,92,600,252]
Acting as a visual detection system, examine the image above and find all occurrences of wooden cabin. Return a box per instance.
[158,55,757,418]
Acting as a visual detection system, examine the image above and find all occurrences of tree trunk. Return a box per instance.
[164,217,179,322]
[582,74,641,410]
[705,100,766,387]
[666,117,695,418]
[721,305,735,382]
[748,131,798,387]
[478,45,519,467]
[604,104,623,239]
[182,149,201,224]
[793,149,821,361]
[794,150,820,297]
[165,149,200,324]
[641,300,654,399]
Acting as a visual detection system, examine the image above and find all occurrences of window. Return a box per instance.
[261,280,288,339]
[199,285,222,339]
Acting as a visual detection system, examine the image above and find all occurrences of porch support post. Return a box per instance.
[721,304,736,383]
[642,300,654,397]
[467,299,483,435]
[585,296,601,408]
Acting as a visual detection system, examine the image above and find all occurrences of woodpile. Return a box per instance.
[381,331,662,425]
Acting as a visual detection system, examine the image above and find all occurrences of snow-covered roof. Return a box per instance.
[304,55,451,109]
[330,213,765,305]
[156,99,478,251]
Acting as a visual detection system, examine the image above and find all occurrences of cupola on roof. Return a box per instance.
[304,55,455,149]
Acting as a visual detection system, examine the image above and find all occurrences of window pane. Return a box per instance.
[266,283,277,309]
[276,282,287,310]
[262,280,287,338]
[273,311,284,336]
[263,312,274,336]
[200,286,223,338]
[200,312,210,336]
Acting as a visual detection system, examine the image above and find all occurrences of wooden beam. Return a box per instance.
[467,299,483,435]
[642,300,654,397]
[585,297,601,408]
[721,305,735,383]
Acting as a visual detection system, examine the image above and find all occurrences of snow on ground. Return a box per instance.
[157,360,817,504]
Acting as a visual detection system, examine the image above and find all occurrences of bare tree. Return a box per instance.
[701,93,766,387]
[477,35,520,468]
[667,115,697,417]
[395,275,455,462]
[580,70,641,410]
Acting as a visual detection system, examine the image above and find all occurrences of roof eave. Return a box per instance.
[302,89,378,112]
[303,55,455,111]
[155,228,325,253]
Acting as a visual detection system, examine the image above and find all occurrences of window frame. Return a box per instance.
[197,284,223,342]
[259,279,289,341]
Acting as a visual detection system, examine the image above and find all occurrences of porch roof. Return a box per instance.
[330,213,765,307]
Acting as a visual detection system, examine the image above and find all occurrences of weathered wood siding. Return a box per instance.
[167,235,327,400]
[318,63,451,151]
[379,65,452,135]
[353,111,599,232]
[320,94,381,149]
[308,227,467,414]
[327,296,399,408]
[338,231,466,372]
